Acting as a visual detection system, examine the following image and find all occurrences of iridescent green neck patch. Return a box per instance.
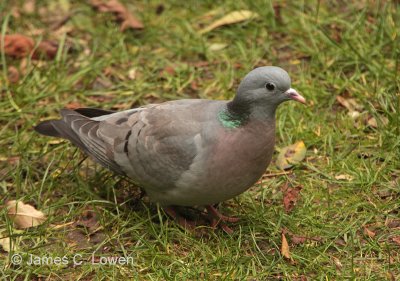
[218,109,247,129]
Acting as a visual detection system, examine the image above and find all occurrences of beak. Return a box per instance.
[285,88,306,104]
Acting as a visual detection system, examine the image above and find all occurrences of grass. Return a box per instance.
[0,0,399,279]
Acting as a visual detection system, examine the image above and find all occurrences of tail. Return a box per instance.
[35,118,88,151]
[34,108,114,152]
[34,108,124,174]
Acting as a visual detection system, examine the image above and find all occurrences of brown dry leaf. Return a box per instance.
[282,183,302,213]
[160,65,176,76]
[291,235,307,245]
[33,40,59,59]
[3,34,59,60]
[3,34,35,58]
[363,227,376,238]
[386,219,400,229]
[336,95,363,112]
[281,232,291,259]
[90,0,144,31]
[199,10,259,34]
[392,236,400,246]
[367,116,389,128]
[7,66,19,84]
[388,271,396,281]
[335,238,346,246]
[276,141,307,170]
[332,256,343,270]
[0,155,20,165]
[6,200,46,229]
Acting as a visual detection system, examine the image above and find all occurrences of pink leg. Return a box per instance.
[205,205,239,234]
[206,205,240,223]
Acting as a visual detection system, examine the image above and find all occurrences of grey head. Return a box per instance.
[227,66,305,120]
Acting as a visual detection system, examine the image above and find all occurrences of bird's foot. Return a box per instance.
[206,205,239,223]
[205,205,239,234]
[163,206,196,230]
[163,205,239,234]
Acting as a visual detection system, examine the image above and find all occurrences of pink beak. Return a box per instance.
[285,88,306,104]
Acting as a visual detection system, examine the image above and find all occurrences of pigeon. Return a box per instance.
[35,66,305,233]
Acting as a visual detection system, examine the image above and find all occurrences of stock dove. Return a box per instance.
[35,66,305,232]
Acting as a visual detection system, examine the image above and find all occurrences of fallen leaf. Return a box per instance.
[363,227,376,238]
[377,187,394,199]
[281,183,302,213]
[208,43,227,51]
[291,235,306,245]
[0,237,11,252]
[90,0,144,31]
[276,141,307,170]
[3,34,35,58]
[128,68,137,80]
[3,34,59,60]
[190,80,199,91]
[335,174,354,181]
[160,65,176,76]
[336,95,363,112]
[386,219,400,229]
[388,271,396,281]
[335,238,346,246]
[0,156,20,165]
[332,256,343,270]
[348,110,361,119]
[34,40,59,59]
[7,66,20,83]
[281,232,291,259]
[367,116,389,128]
[392,236,400,246]
[6,200,46,229]
[92,77,113,90]
[199,10,259,34]
[0,235,19,252]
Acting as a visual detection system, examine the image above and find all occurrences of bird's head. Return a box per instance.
[228,66,305,119]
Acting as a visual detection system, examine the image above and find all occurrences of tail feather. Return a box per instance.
[34,120,63,138]
[34,118,87,152]
[35,108,124,175]
[74,108,115,118]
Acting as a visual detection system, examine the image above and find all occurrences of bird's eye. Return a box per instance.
[265,82,275,91]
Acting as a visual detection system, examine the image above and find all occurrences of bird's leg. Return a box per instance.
[163,206,195,230]
[205,205,239,234]
[205,205,240,223]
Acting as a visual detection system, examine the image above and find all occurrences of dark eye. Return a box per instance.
[265,82,275,91]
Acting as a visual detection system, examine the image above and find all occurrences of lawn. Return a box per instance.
[0,0,399,280]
